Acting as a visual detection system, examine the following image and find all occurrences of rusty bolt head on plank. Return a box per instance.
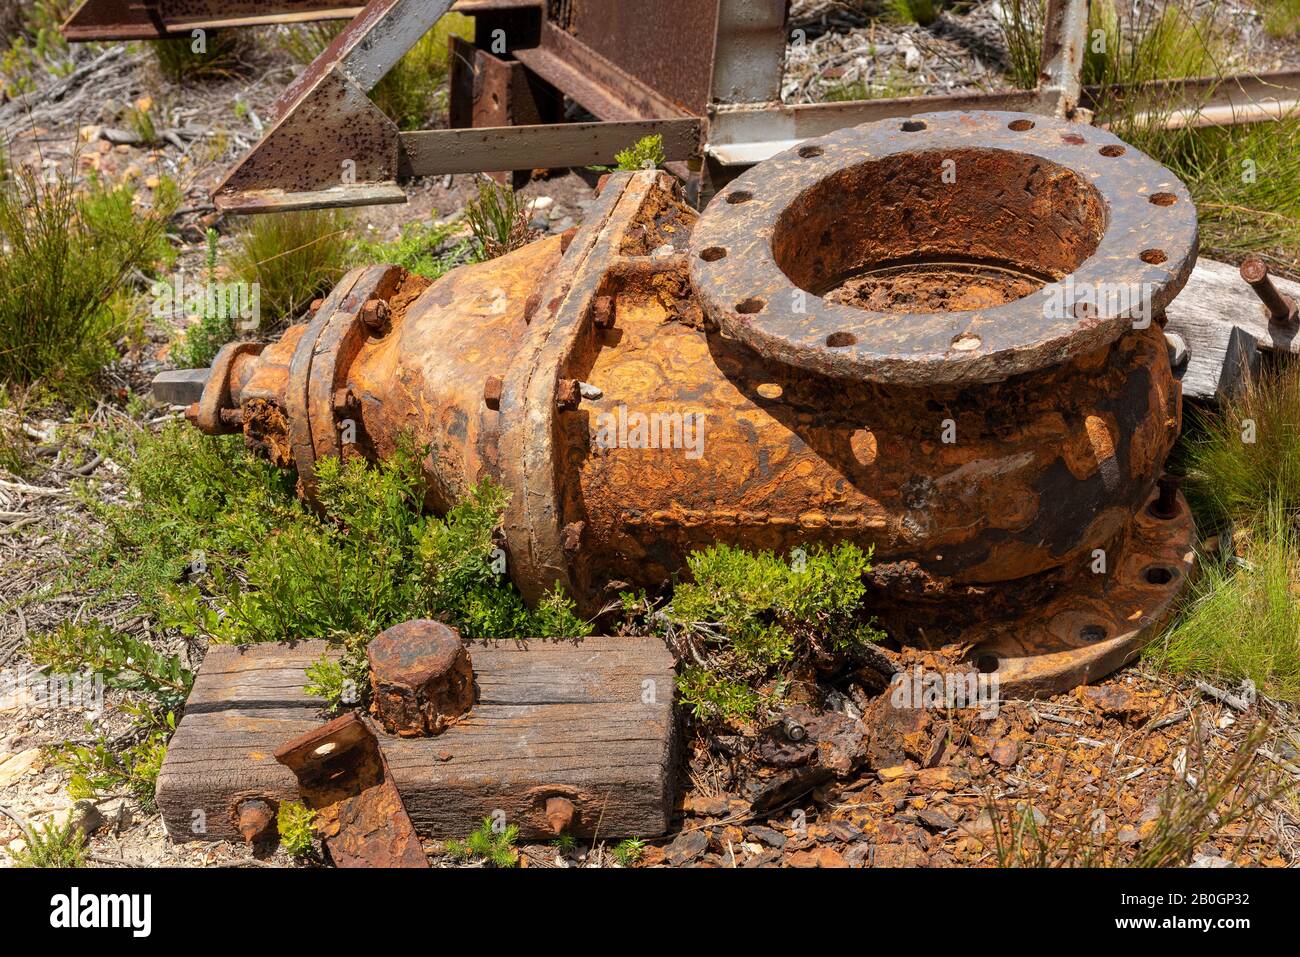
[359,298,390,332]
[545,796,576,835]
[235,798,276,846]
[367,620,475,737]
[1240,258,1299,329]
[483,375,504,410]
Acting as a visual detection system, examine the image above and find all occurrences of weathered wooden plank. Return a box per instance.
[156,637,678,845]
[1165,258,1299,401]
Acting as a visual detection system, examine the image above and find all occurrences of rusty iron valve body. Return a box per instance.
[173,111,1200,696]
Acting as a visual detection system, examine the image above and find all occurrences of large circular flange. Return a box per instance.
[689,111,1199,385]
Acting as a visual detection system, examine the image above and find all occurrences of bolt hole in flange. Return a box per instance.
[1143,564,1177,585]
[1141,248,1168,265]
[699,246,727,262]
[901,120,927,132]
[798,145,824,158]
[826,331,857,347]
[1079,624,1108,643]
[1150,192,1178,206]
[975,654,1000,674]
[736,297,766,314]
[1099,145,1126,157]
[1008,119,1034,131]
[726,190,753,205]
[772,149,1106,315]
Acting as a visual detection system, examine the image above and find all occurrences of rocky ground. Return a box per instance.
[1,7,1298,868]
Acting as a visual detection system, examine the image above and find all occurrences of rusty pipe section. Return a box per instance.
[174,111,1199,684]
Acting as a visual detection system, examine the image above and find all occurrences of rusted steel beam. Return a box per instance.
[62,0,364,41]
[274,712,428,868]
[399,119,703,178]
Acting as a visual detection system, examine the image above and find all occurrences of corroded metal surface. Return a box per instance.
[688,111,1199,385]
[274,712,428,868]
[172,114,1202,693]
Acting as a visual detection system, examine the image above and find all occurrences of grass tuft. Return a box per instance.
[228,210,354,328]
[445,817,518,867]
[888,0,941,26]
[464,179,537,261]
[146,30,246,83]
[5,815,87,868]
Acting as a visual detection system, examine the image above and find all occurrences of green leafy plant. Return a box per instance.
[445,817,519,867]
[615,134,666,171]
[26,621,193,704]
[0,156,174,394]
[464,179,537,262]
[277,801,317,858]
[612,837,646,866]
[551,833,577,855]
[5,816,86,868]
[174,228,240,368]
[0,1,78,100]
[228,210,354,328]
[52,704,175,808]
[656,543,884,721]
[355,220,473,281]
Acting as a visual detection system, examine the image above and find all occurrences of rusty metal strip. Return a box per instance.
[399,119,702,177]
[1037,0,1089,117]
[274,712,428,868]
[61,0,363,40]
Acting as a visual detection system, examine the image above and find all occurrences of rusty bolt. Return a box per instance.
[309,298,325,316]
[332,388,358,417]
[523,290,542,325]
[483,375,504,411]
[556,378,581,411]
[360,298,390,331]
[184,402,200,426]
[219,407,244,427]
[1149,475,1181,520]
[592,295,616,329]
[236,798,276,846]
[367,620,474,737]
[560,226,580,253]
[783,717,808,743]
[1240,258,1299,329]
[545,796,576,835]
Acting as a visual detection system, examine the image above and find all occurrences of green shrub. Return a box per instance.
[0,1,78,100]
[888,0,940,26]
[52,703,175,809]
[612,837,646,866]
[355,220,473,281]
[0,159,174,393]
[26,621,193,703]
[229,210,354,328]
[615,134,666,171]
[1264,0,1300,38]
[657,543,884,721]
[6,816,86,868]
[277,801,316,858]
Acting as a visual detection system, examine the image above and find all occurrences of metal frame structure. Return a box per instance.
[83,0,1295,213]
[61,0,363,40]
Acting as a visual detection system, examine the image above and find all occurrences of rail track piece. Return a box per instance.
[61,0,362,40]
[274,711,428,868]
[156,636,678,843]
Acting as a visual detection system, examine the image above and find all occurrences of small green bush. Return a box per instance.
[615,135,666,171]
[888,0,940,26]
[612,837,646,866]
[656,542,884,721]
[6,816,86,868]
[355,220,473,281]
[277,801,316,858]
[147,30,246,83]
